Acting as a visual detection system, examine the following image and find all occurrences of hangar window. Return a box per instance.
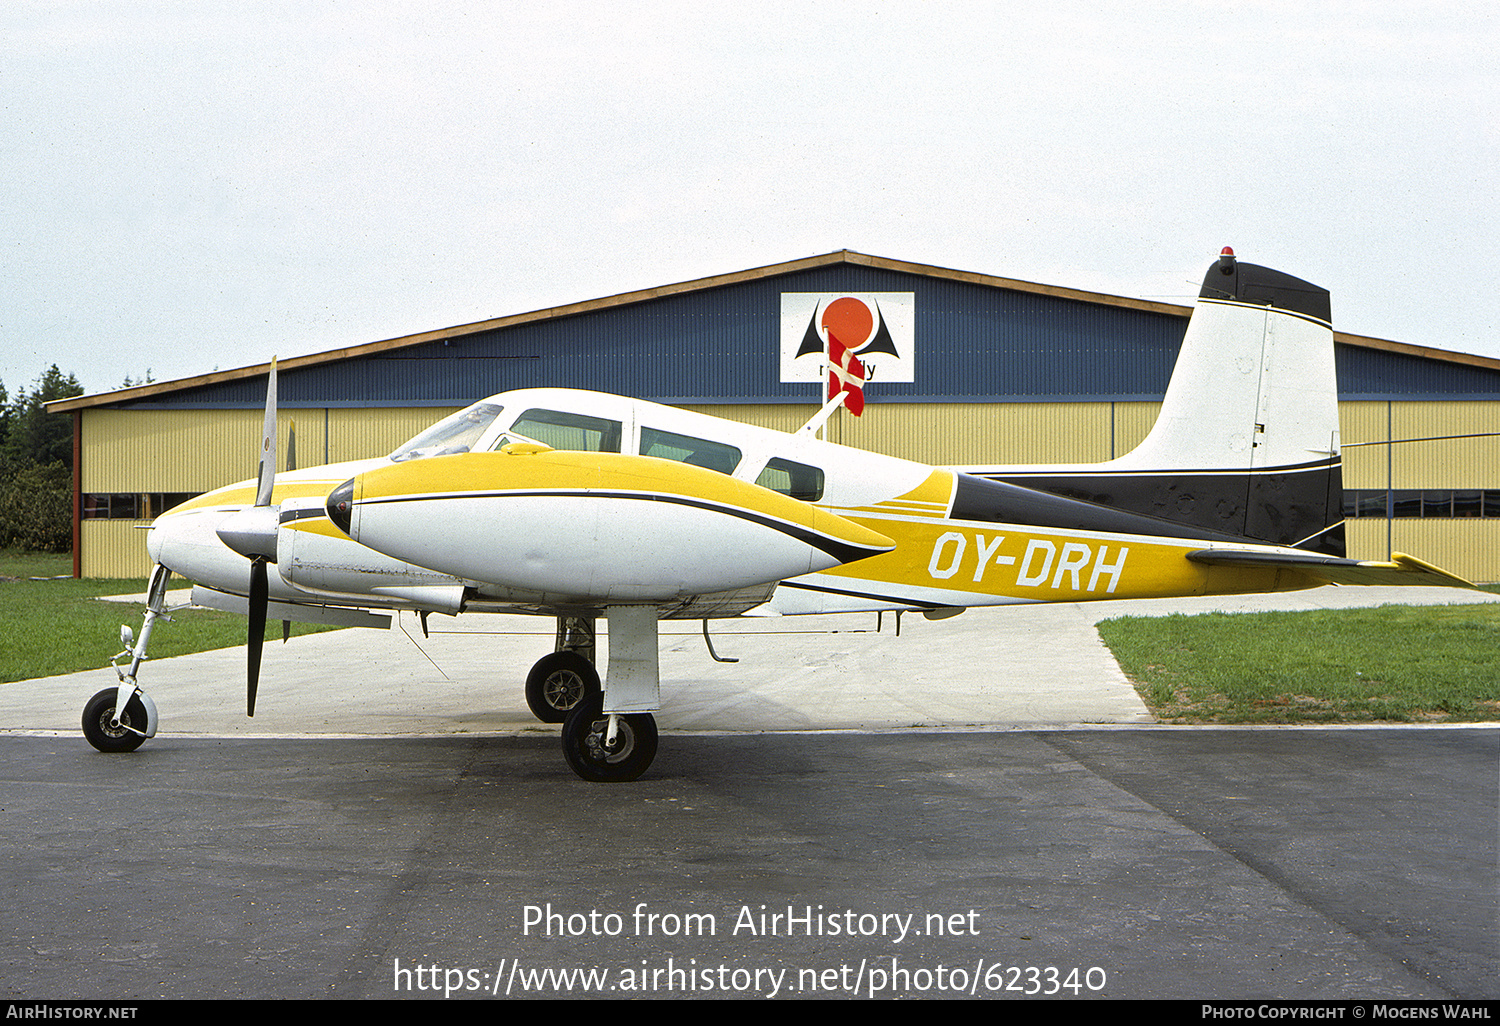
[639,427,741,475]
[149,493,197,517]
[1342,489,1500,518]
[82,493,197,520]
[755,458,825,502]
[82,494,136,519]
[389,402,505,461]
[508,409,622,453]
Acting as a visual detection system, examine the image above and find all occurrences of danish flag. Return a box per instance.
[826,331,867,416]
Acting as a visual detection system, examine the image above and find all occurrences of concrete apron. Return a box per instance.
[3,585,1493,739]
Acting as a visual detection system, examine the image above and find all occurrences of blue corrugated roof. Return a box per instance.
[1335,345,1500,400]
[74,251,1500,410]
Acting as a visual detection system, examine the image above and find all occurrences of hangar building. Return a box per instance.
[50,251,1500,582]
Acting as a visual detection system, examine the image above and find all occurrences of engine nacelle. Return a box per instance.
[277,498,466,614]
[327,448,893,607]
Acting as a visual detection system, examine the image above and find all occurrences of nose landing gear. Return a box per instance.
[81,687,151,753]
[83,563,171,754]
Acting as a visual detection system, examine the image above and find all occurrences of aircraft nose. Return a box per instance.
[326,477,356,537]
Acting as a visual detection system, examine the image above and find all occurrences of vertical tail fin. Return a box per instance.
[961,251,1345,555]
[1112,251,1343,553]
[1120,251,1338,474]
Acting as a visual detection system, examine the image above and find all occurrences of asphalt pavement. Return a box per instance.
[0,585,1496,1001]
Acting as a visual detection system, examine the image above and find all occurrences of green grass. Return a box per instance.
[9,549,1500,724]
[1096,601,1500,724]
[0,548,341,683]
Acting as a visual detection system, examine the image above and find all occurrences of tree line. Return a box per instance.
[0,365,84,552]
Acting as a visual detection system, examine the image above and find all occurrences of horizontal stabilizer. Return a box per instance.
[1185,550,1476,590]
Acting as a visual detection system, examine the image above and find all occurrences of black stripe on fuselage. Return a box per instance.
[1198,261,1331,323]
[776,579,946,611]
[967,457,1345,556]
[279,507,329,525]
[949,473,1258,546]
[355,489,889,566]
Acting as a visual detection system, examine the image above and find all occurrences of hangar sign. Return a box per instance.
[779,292,915,385]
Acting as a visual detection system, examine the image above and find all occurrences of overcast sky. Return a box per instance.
[3,0,1497,399]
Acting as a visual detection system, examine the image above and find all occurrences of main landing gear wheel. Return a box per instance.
[525,651,601,723]
[560,695,658,782]
[82,688,149,754]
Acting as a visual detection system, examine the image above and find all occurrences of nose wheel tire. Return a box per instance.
[525,651,601,723]
[560,695,657,782]
[82,688,149,753]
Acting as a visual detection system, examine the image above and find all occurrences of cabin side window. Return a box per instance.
[509,409,623,453]
[639,427,742,475]
[755,457,825,502]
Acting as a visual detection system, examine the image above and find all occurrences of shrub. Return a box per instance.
[0,461,72,551]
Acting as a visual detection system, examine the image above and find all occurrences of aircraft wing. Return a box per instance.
[1185,550,1477,590]
[191,585,394,629]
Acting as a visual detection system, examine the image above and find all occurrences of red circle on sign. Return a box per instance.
[821,298,873,347]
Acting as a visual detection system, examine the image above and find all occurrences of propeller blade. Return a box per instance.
[248,557,267,717]
[255,358,278,508]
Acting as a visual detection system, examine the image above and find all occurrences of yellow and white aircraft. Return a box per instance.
[84,251,1473,781]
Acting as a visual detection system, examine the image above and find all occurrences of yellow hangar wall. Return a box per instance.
[79,406,461,578]
[679,401,1163,464]
[80,400,1500,582]
[1339,401,1500,584]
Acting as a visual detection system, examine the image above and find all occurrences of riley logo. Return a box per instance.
[779,292,915,386]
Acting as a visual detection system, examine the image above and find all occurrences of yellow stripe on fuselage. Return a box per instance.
[283,518,348,540]
[821,520,1316,603]
[164,477,352,515]
[823,469,957,522]
[813,470,1315,603]
[354,449,895,557]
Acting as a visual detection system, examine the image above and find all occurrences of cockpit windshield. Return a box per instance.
[388,402,505,462]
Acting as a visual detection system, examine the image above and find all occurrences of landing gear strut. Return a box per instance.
[84,563,171,753]
[554,606,661,782]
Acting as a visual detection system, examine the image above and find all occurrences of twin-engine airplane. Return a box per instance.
[83,251,1473,780]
